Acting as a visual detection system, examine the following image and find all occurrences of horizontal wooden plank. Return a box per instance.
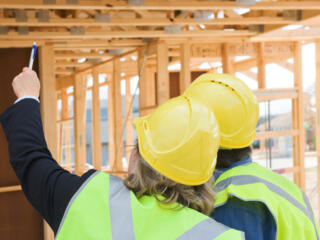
[2,1,320,10]
[254,88,298,102]
[0,17,296,27]
[272,167,299,174]
[255,129,298,140]
[0,185,22,193]
[0,30,255,40]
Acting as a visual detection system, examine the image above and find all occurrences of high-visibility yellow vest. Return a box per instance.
[56,171,244,240]
[214,162,320,240]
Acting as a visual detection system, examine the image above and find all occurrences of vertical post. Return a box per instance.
[180,42,191,93]
[315,41,320,219]
[92,68,102,170]
[60,89,68,165]
[39,44,56,240]
[157,41,169,105]
[74,74,87,175]
[138,48,148,116]
[110,58,123,171]
[221,43,233,74]
[125,78,134,163]
[61,90,72,170]
[257,42,266,89]
[293,41,305,190]
[108,73,115,166]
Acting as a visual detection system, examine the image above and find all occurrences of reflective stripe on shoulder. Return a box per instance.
[109,175,135,240]
[215,175,319,240]
[55,171,100,240]
[176,218,232,240]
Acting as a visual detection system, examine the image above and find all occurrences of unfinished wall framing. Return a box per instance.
[0,1,320,239]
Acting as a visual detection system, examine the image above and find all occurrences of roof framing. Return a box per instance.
[2,0,320,10]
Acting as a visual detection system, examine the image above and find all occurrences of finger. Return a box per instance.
[23,67,29,72]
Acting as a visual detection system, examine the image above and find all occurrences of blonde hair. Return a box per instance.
[124,145,215,215]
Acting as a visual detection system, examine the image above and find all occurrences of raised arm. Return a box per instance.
[0,68,96,234]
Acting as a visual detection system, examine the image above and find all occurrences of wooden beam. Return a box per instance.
[241,70,257,81]
[56,77,75,88]
[233,54,293,72]
[179,42,191,93]
[107,74,115,167]
[254,88,298,102]
[61,90,72,171]
[292,41,305,190]
[257,42,266,89]
[125,78,133,164]
[39,44,56,240]
[315,40,320,219]
[255,129,298,140]
[0,185,22,193]
[221,43,233,74]
[91,69,102,170]
[0,30,255,40]
[55,53,111,59]
[56,49,137,85]
[277,61,294,72]
[3,1,320,10]
[252,13,320,42]
[53,39,144,49]
[109,59,123,171]
[55,61,91,68]
[74,74,87,175]
[0,16,296,27]
[157,42,169,105]
[138,48,148,116]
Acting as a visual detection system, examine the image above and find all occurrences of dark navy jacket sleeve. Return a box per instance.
[211,197,277,240]
[0,99,96,235]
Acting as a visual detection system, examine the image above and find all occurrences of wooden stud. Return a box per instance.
[74,74,87,175]
[138,48,148,116]
[92,68,102,170]
[257,42,266,89]
[293,41,305,190]
[156,42,169,105]
[107,73,115,167]
[315,40,320,219]
[109,59,123,171]
[179,42,191,93]
[221,43,233,74]
[125,78,134,163]
[59,89,69,165]
[58,89,74,171]
[39,44,56,240]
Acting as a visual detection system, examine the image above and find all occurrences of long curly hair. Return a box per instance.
[124,144,215,215]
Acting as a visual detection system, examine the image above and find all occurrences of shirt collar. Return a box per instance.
[214,155,252,180]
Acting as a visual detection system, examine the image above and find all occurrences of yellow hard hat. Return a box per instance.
[184,73,259,149]
[133,96,220,186]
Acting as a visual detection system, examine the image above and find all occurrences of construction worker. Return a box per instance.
[184,73,320,240]
[0,68,244,239]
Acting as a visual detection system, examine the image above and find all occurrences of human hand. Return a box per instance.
[12,67,40,99]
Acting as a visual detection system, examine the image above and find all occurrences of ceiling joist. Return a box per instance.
[2,1,320,11]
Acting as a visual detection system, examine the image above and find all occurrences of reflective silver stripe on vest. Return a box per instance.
[215,175,319,240]
[109,175,135,240]
[55,171,100,240]
[302,191,320,240]
[177,218,232,240]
